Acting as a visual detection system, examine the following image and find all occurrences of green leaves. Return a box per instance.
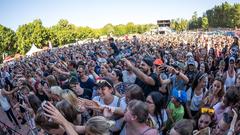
[201,16,209,31]
[206,2,240,28]
[16,19,50,54]
[0,24,17,56]
[170,19,188,32]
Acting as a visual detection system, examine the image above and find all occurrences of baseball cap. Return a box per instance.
[187,58,195,65]
[172,88,187,104]
[154,59,164,66]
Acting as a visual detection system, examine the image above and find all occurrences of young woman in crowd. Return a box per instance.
[203,77,225,107]
[146,91,168,135]
[110,68,128,97]
[186,72,208,119]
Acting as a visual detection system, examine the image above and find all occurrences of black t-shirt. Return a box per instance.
[110,43,120,55]
[79,77,96,91]
[135,72,160,97]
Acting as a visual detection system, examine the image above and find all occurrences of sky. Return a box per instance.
[0,0,239,31]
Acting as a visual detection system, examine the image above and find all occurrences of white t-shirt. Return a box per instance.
[92,95,126,131]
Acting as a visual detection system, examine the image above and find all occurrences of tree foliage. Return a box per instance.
[16,19,49,54]
[0,24,17,55]
[206,2,240,28]
[171,18,188,32]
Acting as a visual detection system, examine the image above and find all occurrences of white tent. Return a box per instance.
[26,44,43,56]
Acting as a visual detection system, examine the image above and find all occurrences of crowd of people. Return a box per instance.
[0,32,240,135]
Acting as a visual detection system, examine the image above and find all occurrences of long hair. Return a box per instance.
[213,77,225,98]
[148,91,165,130]
[192,72,207,91]
[28,94,41,114]
[55,100,79,123]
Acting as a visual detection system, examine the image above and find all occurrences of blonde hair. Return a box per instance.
[86,116,115,135]
[60,89,79,109]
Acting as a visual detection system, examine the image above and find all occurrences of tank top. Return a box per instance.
[0,89,11,111]
[190,92,203,111]
[224,71,236,89]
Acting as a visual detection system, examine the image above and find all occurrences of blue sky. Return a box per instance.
[0,0,239,30]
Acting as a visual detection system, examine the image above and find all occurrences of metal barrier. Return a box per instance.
[0,120,22,135]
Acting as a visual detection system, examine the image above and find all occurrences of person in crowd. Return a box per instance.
[123,56,160,97]
[146,91,168,134]
[224,57,236,90]
[92,78,125,132]
[185,58,198,90]
[109,37,120,57]
[77,65,96,91]
[34,81,50,102]
[203,77,225,107]
[166,89,187,130]
[69,77,92,99]
[169,119,195,135]
[235,73,240,88]
[121,99,158,135]
[213,86,240,123]
[186,72,208,119]
[212,109,234,135]
[197,107,215,130]
[122,57,137,84]
[110,68,128,97]
[0,87,21,129]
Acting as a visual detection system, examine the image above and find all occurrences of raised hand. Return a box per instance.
[42,102,68,126]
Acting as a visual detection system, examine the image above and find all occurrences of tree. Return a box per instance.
[49,19,77,46]
[171,19,188,32]
[0,24,17,55]
[114,24,127,36]
[126,22,137,34]
[16,19,49,54]
[202,16,209,31]
[189,11,199,29]
[101,23,114,36]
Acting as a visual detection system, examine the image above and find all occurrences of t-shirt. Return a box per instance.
[79,77,96,91]
[189,92,204,111]
[92,95,126,131]
[166,102,184,129]
[135,72,160,97]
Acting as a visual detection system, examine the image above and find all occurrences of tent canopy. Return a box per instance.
[26,44,43,56]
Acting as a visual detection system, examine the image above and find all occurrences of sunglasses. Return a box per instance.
[96,79,113,88]
[201,108,214,115]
